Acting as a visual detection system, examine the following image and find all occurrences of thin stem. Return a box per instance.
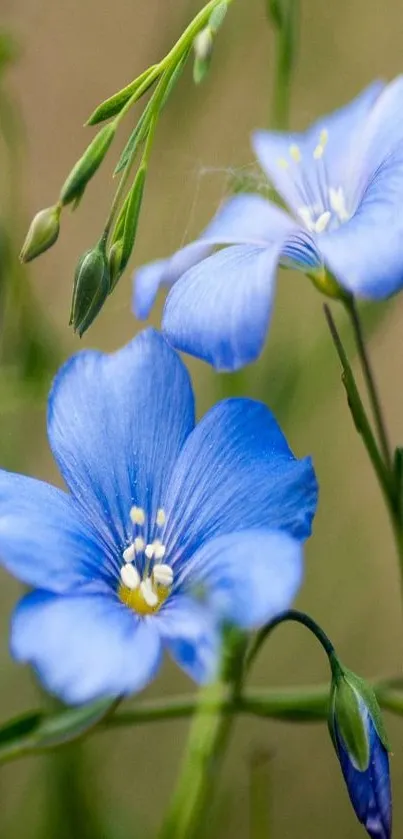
[157,633,246,839]
[266,0,299,129]
[2,680,403,766]
[247,608,334,672]
[345,297,392,471]
[325,304,403,579]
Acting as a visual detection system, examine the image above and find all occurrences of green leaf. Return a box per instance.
[86,66,159,126]
[120,166,147,270]
[0,698,114,764]
[209,2,228,33]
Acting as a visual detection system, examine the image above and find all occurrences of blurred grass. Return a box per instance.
[1,1,403,838]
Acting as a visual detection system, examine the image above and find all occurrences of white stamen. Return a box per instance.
[329,186,349,222]
[153,563,173,587]
[140,578,158,607]
[145,544,155,560]
[314,210,331,233]
[134,536,145,553]
[123,544,136,563]
[319,128,328,146]
[153,540,166,561]
[156,508,166,527]
[130,506,145,526]
[313,144,324,160]
[120,563,140,590]
[297,205,315,230]
[289,144,301,163]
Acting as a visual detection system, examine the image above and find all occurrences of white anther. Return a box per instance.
[329,186,349,222]
[156,508,166,527]
[120,563,140,590]
[314,211,331,233]
[140,578,158,607]
[297,206,315,231]
[277,157,289,170]
[130,506,145,526]
[319,128,328,146]
[289,144,301,163]
[153,563,174,588]
[145,543,155,560]
[134,536,145,553]
[313,144,324,160]
[123,544,136,563]
[153,540,166,561]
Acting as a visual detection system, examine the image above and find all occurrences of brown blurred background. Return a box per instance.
[1,0,403,837]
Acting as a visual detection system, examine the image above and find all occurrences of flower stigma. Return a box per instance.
[119,506,172,615]
[276,128,351,234]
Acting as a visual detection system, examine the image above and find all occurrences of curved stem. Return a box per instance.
[247,608,335,673]
[345,297,392,471]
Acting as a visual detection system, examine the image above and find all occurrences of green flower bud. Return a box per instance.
[60,124,116,207]
[20,204,61,263]
[193,27,214,85]
[209,2,228,33]
[70,244,110,336]
[108,240,124,292]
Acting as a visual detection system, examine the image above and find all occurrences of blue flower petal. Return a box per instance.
[11,591,162,704]
[178,528,303,629]
[353,76,403,205]
[47,329,195,549]
[133,195,295,320]
[162,398,317,568]
[319,149,403,298]
[133,243,212,319]
[156,595,220,683]
[163,244,283,370]
[0,472,109,593]
[252,82,383,216]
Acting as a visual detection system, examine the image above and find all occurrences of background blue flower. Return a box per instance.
[133,78,403,370]
[0,329,317,705]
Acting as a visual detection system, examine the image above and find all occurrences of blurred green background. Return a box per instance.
[1,0,403,837]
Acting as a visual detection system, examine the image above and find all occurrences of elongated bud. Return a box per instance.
[20,204,61,263]
[209,1,228,33]
[193,27,214,84]
[329,658,391,839]
[109,165,146,290]
[60,124,116,207]
[108,240,124,292]
[70,244,110,336]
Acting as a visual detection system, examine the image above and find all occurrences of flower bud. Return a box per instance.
[107,240,124,292]
[60,123,116,207]
[329,660,391,839]
[193,27,214,85]
[20,204,61,263]
[70,244,110,336]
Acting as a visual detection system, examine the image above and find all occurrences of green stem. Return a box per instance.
[247,608,334,672]
[158,633,246,839]
[345,297,392,471]
[2,680,403,766]
[266,0,299,129]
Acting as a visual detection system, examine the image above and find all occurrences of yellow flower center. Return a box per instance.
[118,506,172,616]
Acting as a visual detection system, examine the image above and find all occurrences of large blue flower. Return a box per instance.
[133,78,403,370]
[0,330,317,704]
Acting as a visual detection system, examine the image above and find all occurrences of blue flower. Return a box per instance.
[329,665,391,839]
[0,329,317,704]
[133,77,403,370]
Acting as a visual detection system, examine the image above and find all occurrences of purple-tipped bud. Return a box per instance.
[329,661,391,839]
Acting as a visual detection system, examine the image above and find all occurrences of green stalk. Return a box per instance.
[157,633,246,839]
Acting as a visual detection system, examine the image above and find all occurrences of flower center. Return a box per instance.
[276,129,351,233]
[118,506,173,616]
